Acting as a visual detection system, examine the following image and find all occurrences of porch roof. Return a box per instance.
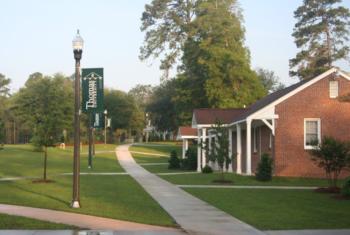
[193,108,245,127]
[177,126,197,139]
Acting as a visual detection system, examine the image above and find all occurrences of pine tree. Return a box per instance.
[180,0,266,108]
[290,0,350,80]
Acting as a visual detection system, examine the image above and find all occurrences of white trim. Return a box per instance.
[178,135,197,139]
[202,128,207,167]
[236,124,242,174]
[246,119,252,175]
[230,68,346,126]
[304,118,321,150]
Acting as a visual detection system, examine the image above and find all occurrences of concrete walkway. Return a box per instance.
[0,204,184,234]
[116,145,265,235]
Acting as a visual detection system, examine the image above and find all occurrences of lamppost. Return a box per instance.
[72,30,84,208]
[104,109,108,145]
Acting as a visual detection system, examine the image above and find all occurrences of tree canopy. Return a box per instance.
[290,0,350,80]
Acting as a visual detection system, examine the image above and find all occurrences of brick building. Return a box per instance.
[192,68,350,178]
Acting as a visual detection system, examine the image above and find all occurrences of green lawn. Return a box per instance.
[132,153,169,164]
[130,143,188,174]
[0,213,78,229]
[161,172,339,187]
[64,144,117,152]
[130,143,181,156]
[0,175,174,226]
[0,144,123,178]
[185,188,350,230]
[0,144,175,227]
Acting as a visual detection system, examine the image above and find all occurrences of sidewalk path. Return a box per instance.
[116,145,264,235]
[0,204,184,234]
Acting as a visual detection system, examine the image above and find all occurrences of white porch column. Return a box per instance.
[185,139,189,152]
[202,128,207,167]
[228,128,233,172]
[197,129,201,172]
[236,124,242,174]
[246,119,252,175]
[182,139,186,159]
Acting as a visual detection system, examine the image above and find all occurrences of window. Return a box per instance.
[329,81,339,98]
[269,133,272,149]
[304,119,321,149]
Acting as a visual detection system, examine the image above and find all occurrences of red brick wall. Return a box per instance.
[275,75,350,178]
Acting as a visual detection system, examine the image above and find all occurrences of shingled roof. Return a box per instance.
[230,79,310,123]
[178,126,197,138]
[193,108,245,126]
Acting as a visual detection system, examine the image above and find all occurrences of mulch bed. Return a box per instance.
[314,187,340,194]
[212,179,234,185]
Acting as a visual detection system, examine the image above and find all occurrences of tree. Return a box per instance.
[0,74,11,97]
[309,136,350,188]
[179,0,266,109]
[256,68,285,93]
[290,0,350,80]
[140,0,196,80]
[146,80,178,133]
[128,84,153,110]
[208,120,231,181]
[104,89,144,141]
[0,74,11,146]
[14,74,73,181]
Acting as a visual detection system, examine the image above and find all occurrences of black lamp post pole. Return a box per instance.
[72,47,82,208]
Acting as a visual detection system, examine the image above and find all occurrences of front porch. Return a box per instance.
[196,117,276,175]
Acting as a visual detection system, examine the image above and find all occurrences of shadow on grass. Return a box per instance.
[11,182,71,207]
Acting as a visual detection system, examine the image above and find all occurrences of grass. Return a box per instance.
[0,144,175,227]
[0,144,123,178]
[185,188,350,230]
[130,143,195,173]
[130,143,181,156]
[132,153,169,164]
[0,176,174,226]
[0,213,78,229]
[160,172,342,187]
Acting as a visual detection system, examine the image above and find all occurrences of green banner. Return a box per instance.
[92,112,103,129]
[82,68,104,113]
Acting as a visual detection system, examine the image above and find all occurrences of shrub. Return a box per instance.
[309,136,350,188]
[341,178,350,197]
[181,146,197,170]
[168,150,180,169]
[202,165,213,174]
[256,153,273,181]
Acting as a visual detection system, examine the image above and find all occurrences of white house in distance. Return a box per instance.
[177,126,197,159]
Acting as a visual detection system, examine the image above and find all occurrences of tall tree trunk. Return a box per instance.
[43,146,48,181]
[324,18,333,67]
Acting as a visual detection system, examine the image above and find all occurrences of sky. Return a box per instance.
[1,0,350,93]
